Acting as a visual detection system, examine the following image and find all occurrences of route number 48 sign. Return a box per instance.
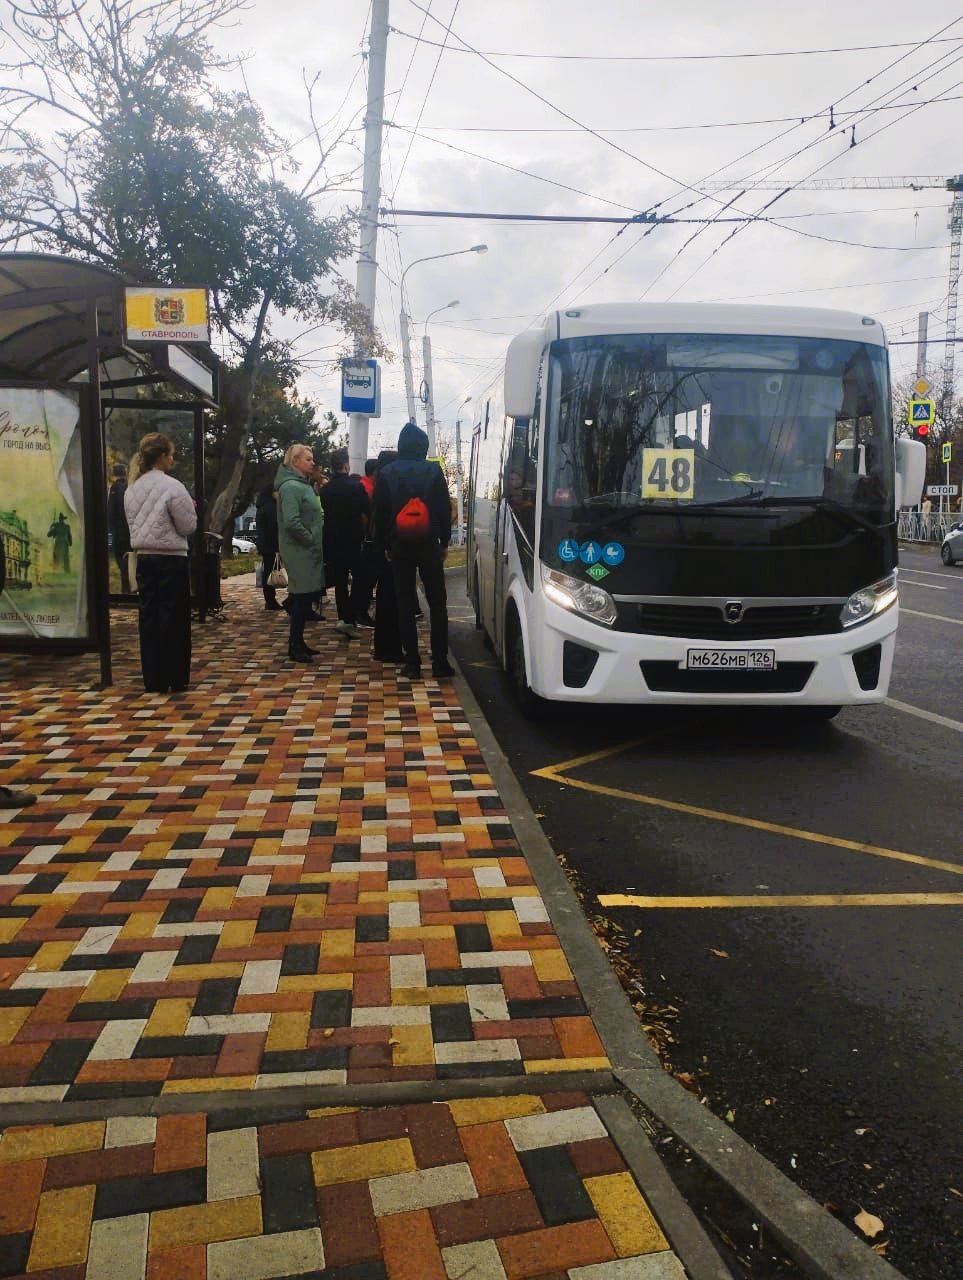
[642,448,695,500]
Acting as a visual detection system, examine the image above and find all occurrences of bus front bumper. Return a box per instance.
[529,597,897,705]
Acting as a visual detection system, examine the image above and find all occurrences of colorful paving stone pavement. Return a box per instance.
[0,1093,684,1279]
[0,582,691,1278]
[0,586,608,1102]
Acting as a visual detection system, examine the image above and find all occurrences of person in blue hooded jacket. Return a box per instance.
[373,422,453,679]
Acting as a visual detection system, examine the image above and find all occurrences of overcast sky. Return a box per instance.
[215,0,963,452]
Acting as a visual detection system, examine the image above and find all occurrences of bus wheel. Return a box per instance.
[506,613,542,717]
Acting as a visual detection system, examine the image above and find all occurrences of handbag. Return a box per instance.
[267,553,288,589]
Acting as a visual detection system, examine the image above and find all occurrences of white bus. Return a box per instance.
[466,303,926,718]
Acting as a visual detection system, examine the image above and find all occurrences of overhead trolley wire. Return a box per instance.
[392,95,963,135]
[389,28,963,62]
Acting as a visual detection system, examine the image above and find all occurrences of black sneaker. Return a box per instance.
[400,663,422,680]
[0,785,35,809]
[288,647,315,664]
[431,660,455,678]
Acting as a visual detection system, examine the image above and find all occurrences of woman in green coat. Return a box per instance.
[275,444,325,663]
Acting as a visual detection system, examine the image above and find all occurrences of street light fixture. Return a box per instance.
[399,246,488,427]
[420,302,459,452]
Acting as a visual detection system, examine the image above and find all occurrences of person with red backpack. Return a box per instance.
[373,422,453,680]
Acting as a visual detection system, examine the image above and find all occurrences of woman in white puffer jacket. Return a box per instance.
[124,433,197,693]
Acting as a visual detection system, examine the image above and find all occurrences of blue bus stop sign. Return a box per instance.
[341,360,381,417]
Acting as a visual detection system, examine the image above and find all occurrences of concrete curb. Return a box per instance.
[595,1094,732,1280]
[449,639,905,1280]
[0,1069,617,1128]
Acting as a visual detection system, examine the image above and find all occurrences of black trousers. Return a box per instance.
[261,537,280,606]
[391,540,448,669]
[373,554,402,660]
[288,593,315,651]
[356,541,379,616]
[136,555,191,692]
[327,549,364,623]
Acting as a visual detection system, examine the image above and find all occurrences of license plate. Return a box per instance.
[685,648,776,671]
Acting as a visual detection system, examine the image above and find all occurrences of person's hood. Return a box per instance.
[397,422,429,460]
[274,463,309,489]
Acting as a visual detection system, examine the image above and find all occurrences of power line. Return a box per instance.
[390,0,461,197]
[392,96,963,134]
[389,28,963,63]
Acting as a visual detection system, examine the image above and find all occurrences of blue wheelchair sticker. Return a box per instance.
[601,541,625,566]
[558,538,580,563]
[579,540,602,565]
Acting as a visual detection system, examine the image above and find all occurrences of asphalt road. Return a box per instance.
[446,544,962,1280]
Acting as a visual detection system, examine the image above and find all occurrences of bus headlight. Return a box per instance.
[540,564,618,627]
[840,571,898,628]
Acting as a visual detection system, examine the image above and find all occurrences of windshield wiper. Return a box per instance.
[725,494,881,535]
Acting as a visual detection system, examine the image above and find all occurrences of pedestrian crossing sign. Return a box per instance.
[943,442,953,464]
[907,398,935,426]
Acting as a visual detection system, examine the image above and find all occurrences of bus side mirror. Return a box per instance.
[895,435,926,510]
[504,329,544,418]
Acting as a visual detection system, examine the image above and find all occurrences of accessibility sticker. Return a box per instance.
[579,540,602,565]
[586,563,610,581]
[601,541,625,566]
[558,538,580,563]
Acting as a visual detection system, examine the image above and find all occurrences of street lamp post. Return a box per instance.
[399,244,487,425]
[454,395,471,546]
[422,301,458,454]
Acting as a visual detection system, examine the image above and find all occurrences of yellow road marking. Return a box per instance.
[599,892,963,909]
[901,607,963,626]
[532,752,963,879]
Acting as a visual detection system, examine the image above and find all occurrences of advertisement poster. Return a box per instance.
[0,387,87,640]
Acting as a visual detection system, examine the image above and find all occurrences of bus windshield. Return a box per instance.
[544,333,894,523]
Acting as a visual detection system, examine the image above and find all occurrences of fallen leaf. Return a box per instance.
[854,1209,885,1238]
[872,1241,889,1256]
[949,1187,962,1201]
[673,1071,700,1094]
[633,929,642,937]
[709,948,730,959]
[322,1028,335,1038]
[725,1109,736,1123]
[763,1097,776,1106]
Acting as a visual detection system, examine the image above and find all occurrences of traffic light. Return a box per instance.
[914,423,930,441]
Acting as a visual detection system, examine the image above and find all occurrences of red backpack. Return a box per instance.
[394,473,432,541]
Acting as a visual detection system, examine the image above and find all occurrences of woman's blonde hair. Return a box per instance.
[283,443,312,469]
[129,432,174,484]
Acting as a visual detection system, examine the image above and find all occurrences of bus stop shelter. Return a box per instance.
[0,253,220,685]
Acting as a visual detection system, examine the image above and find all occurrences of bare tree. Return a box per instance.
[0,0,388,528]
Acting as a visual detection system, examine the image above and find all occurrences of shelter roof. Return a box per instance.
[0,253,130,382]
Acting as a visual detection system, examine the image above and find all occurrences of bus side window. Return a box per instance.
[505,413,537,543]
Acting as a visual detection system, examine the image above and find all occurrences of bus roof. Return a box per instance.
[543,302,887,348]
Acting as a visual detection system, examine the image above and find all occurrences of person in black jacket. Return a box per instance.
[255,484,282,610]
[0,539,36,808]
[106,463,132,592]
[373,422,453,680]
[320,449,370,639]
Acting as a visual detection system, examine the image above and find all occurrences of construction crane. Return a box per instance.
[701,175,963,425]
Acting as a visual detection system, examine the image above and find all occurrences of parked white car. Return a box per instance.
[940,523,962,566]
[232,536,257,554]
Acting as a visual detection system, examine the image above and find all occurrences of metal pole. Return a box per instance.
[916,311,929,379]
[82,296,112,686]
[348,0,389,475]
[400,308,418,424]
[454,417,463,545]
[422,332,437,454]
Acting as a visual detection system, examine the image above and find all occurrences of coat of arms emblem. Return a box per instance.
[154,295,185,325]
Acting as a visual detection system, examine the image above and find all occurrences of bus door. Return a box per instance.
[466,424,480,604]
